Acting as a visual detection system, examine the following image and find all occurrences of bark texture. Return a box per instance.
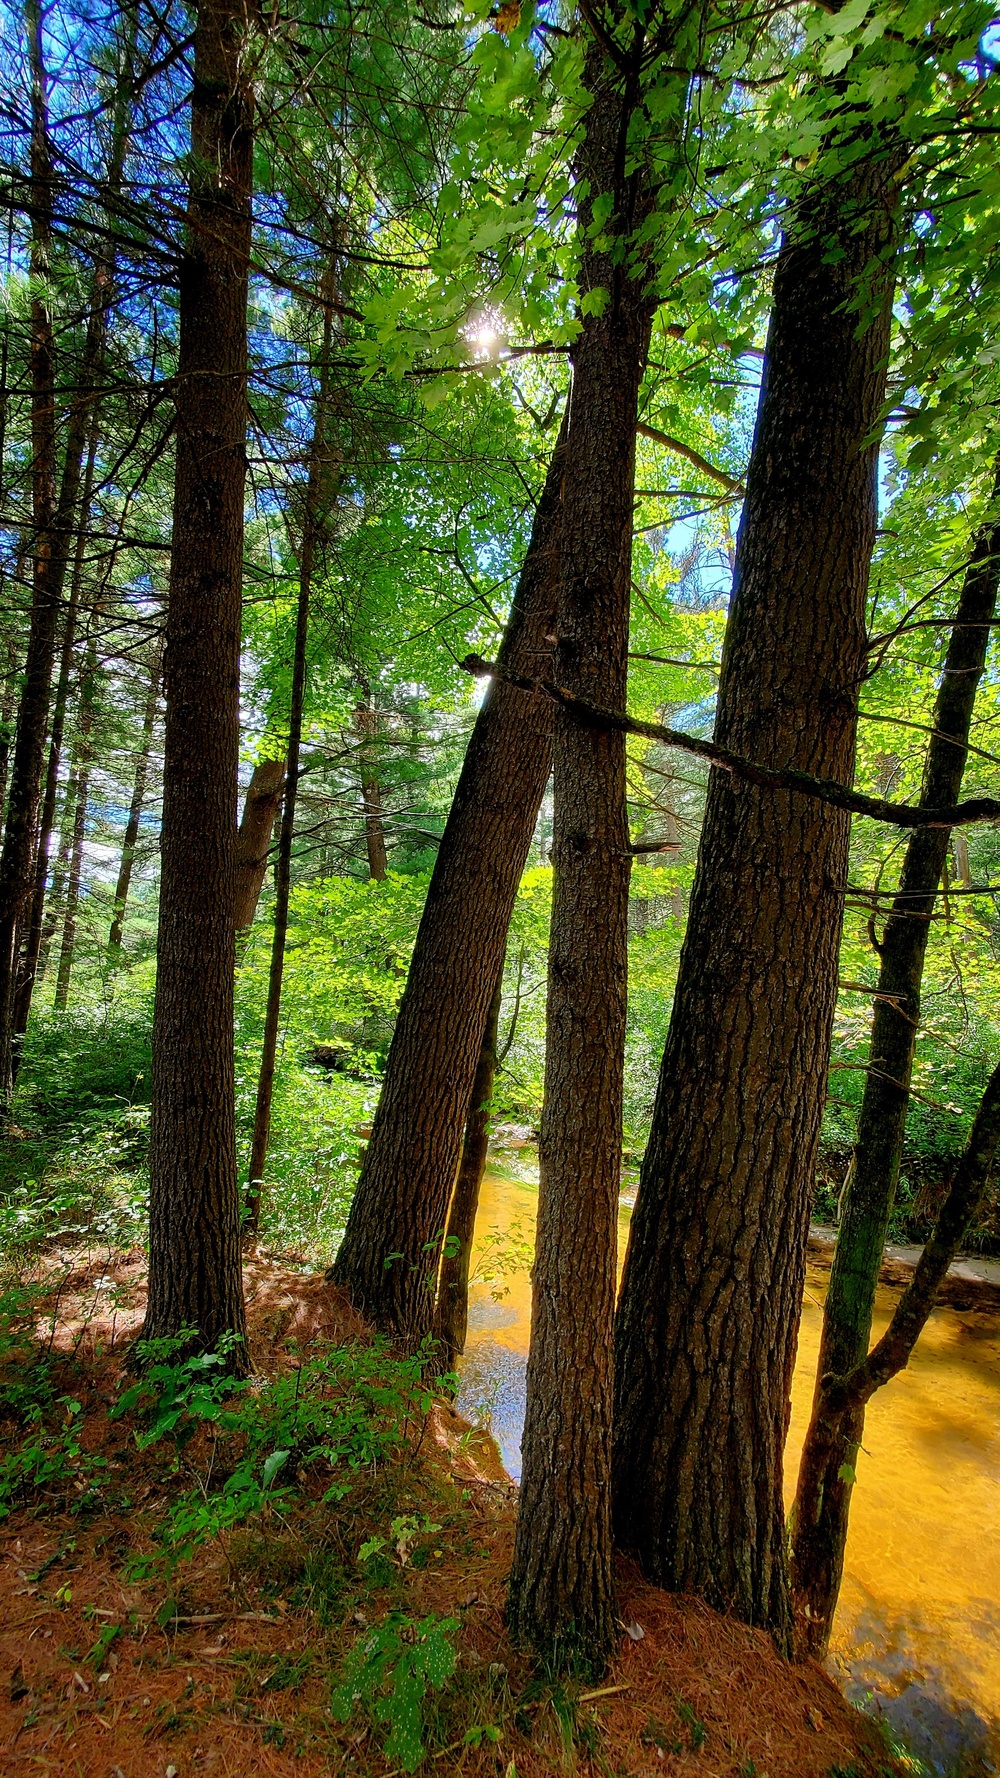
[613,155,900,1644]
[331,410,567,1342]
[506,38,652,1670]
[433,972,503,1373]
[790,452,1000,1655]
[142,0,256,1362]
[234,756,285,932]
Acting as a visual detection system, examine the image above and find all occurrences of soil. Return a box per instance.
[0,1251,907,1778]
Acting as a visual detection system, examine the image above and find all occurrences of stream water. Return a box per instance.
[455,1164,1000,1777]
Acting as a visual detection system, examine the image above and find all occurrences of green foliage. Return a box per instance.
[330,1611,460,1771]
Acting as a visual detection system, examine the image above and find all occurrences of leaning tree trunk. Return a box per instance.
[108,648,161,957]
[0,0,58,1104]
[790,449,1000,1656]
[234,756,286,933]
[433,971,503,1373]
[331,409,567,1341]
[612,151,901,1647]
[142,0,256,1364]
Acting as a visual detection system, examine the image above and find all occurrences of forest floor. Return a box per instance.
[0,1251,913,1778]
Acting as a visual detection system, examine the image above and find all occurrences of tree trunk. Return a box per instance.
[244,254,337,1235]
[505,35,652,1672]
[0,0,58,1103]
[52,638,97,1011]
[354,700,387,879]
[789,451,1000,1656]
[331,410,567,1342]
[612,153,900,1647]
[12,12,137,1038]
[234,756,286,932]
[0,633,18,826]
[142,0,256,1365]
[14,419,97,1035]
[245,521,314,1234]
[108,648,161,958]
[433,971,503,1373]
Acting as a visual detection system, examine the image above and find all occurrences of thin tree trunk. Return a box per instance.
[506,33,653,1672]
[0,0,58,1102]
[433,972,503,1373]
[142,0,256,1365]
[52,637,97,1010]
[612,151,901,1647]
[0,5,137,1080]
[109,647,161,958]
[244,257,337,1234]
[234,756,286,932]
[0,633,18,825]
[331,410,567,1341]
[790,452,1000,1656]
[13,418,97,1034]
[355,700,387,879]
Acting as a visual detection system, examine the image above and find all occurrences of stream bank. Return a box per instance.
[456,1163,1000,1778]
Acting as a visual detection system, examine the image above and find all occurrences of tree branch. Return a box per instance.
[458,656,1000,831]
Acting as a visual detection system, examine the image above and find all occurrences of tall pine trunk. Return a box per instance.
[789,451,1000,1655]
[0,0,58,1103]
[14,421,96,1034]
[12,12,137,1039]
[505,34,652,1670]
[109,648,161,958]
[331,412,567,1342]
[433,971,503,1373]
[613,153,900,1645]
[142,0,256,1363]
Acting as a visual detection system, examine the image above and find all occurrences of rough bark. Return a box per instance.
[142,0,256,1364]
[331,409,567,1342]
[790,452,1000,1656]
[433,972,503,1373]
[506,35,653,1670]
[612,153,901,1645]
[0,0,58,1102]
[109,649,161,957]
[234,756,285,932]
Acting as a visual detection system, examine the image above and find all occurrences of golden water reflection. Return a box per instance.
[455,1167,1000,1775]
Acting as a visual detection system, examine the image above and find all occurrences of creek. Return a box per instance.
[455,1164,1000,1778]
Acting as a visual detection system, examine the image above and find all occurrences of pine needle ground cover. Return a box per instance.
[0,1251,909,1778]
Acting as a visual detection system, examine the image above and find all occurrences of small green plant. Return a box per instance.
[110,1328,250,1453]
[0,1394,108,1519]
[330,1612,460,1771]
[677,1697,707,1751]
